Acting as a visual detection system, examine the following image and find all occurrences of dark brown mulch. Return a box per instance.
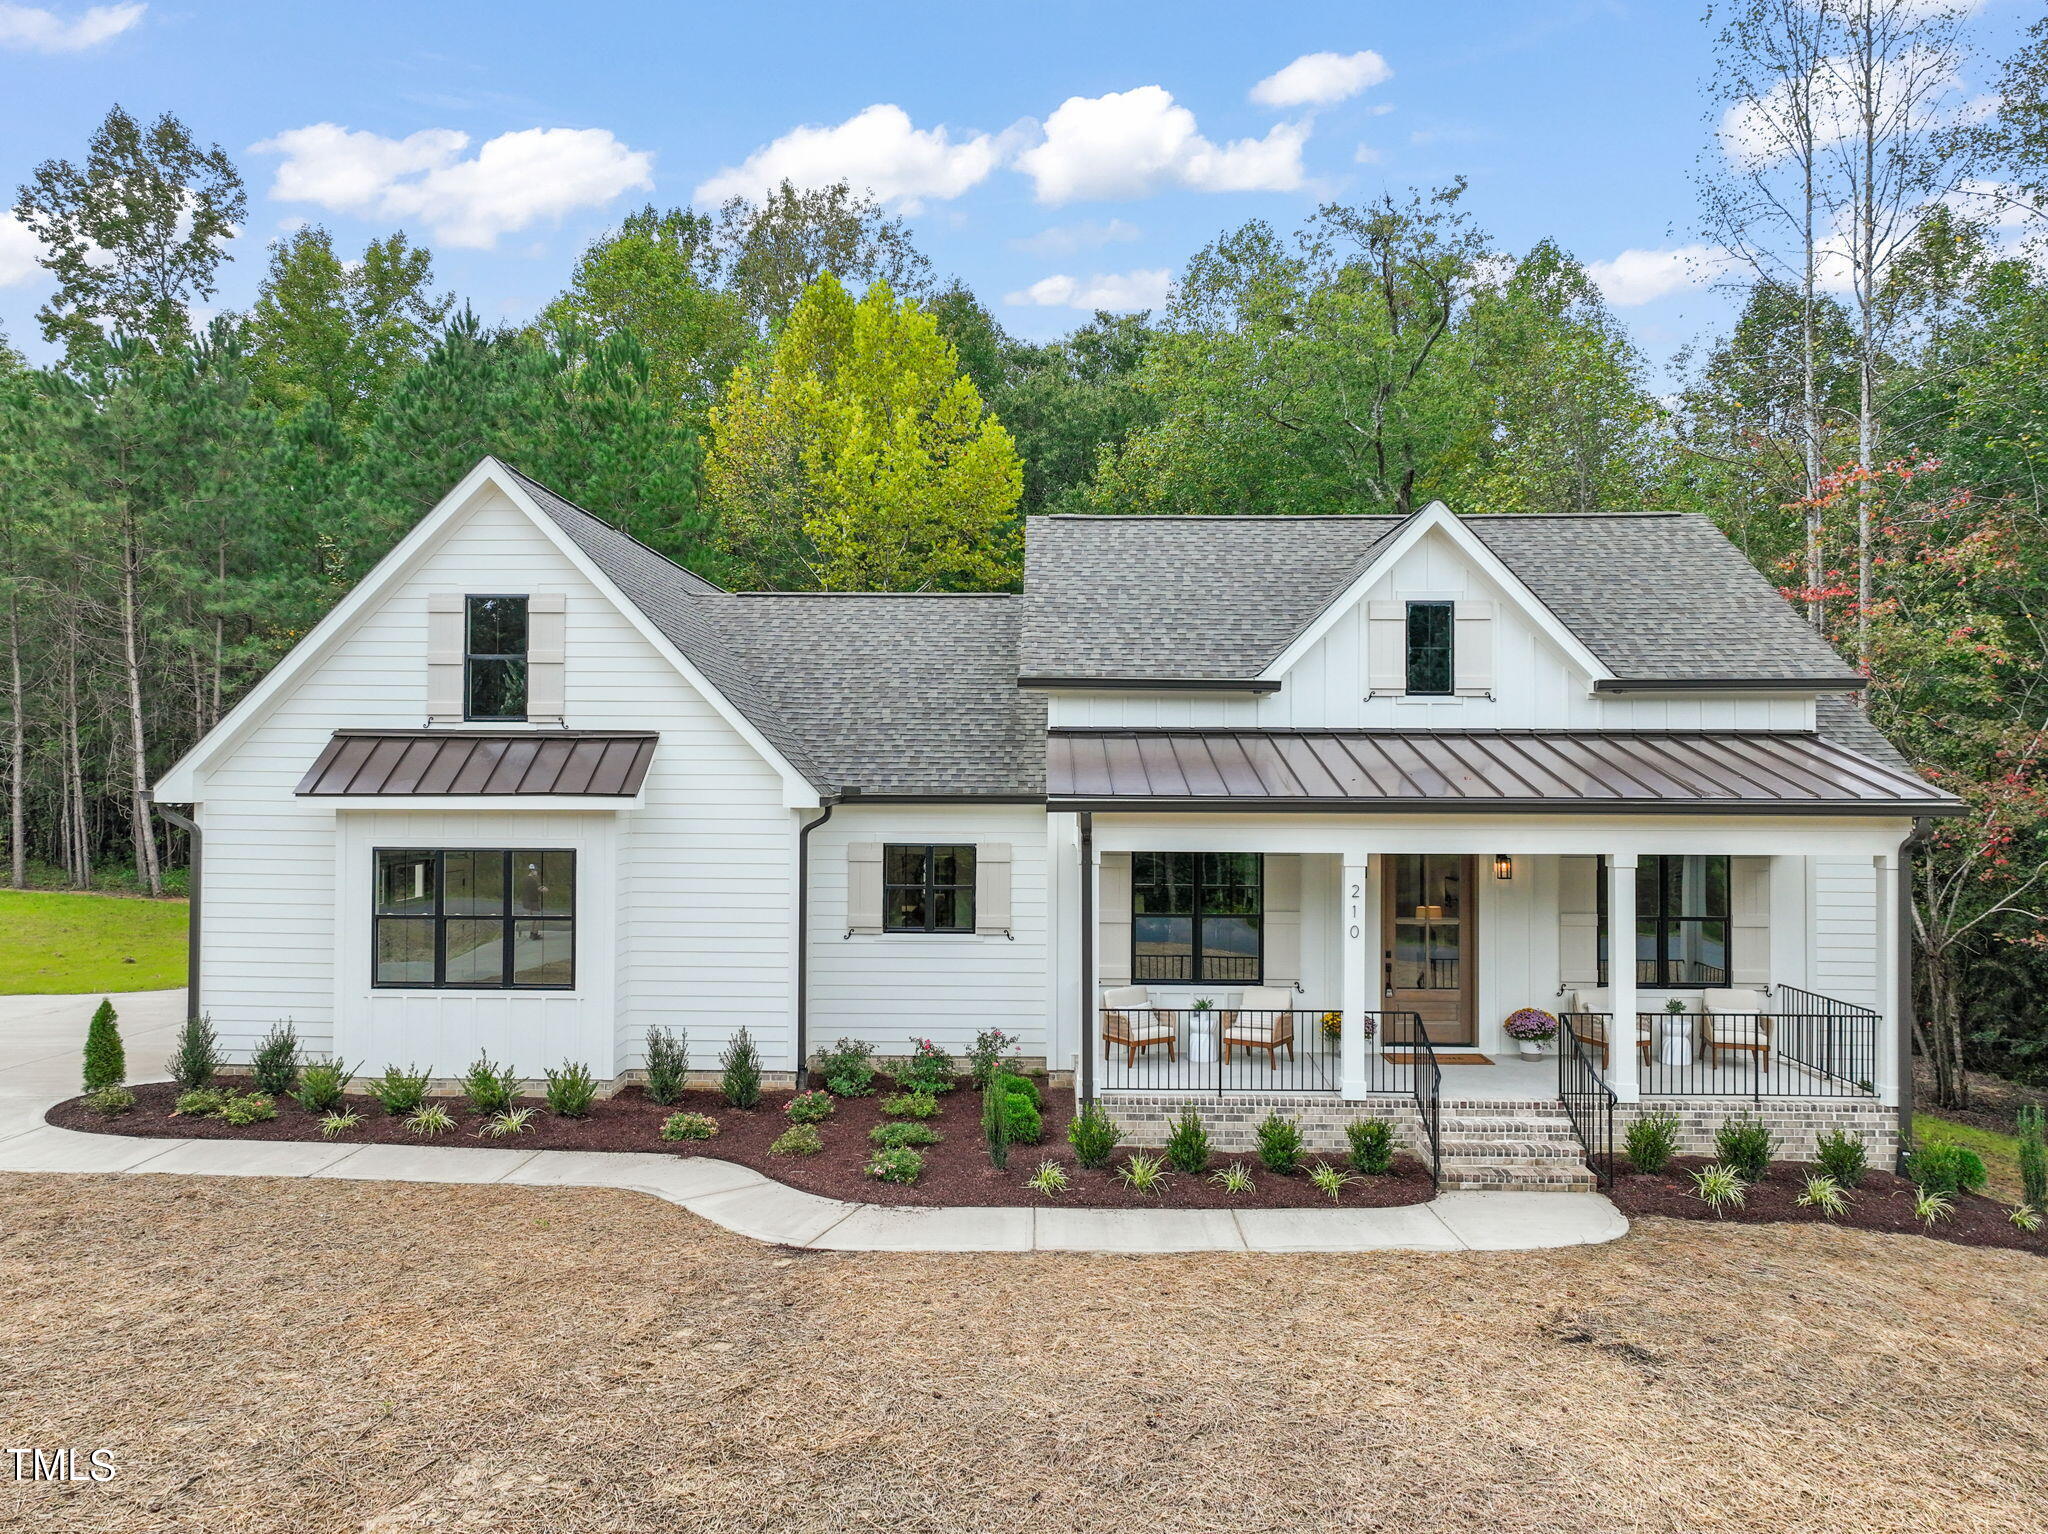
[49,1077,1435,1211]
[1606,1154,2045,1256]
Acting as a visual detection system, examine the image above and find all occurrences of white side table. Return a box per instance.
[1186,1009,1217,1063]
[1655,1013,1695,1066]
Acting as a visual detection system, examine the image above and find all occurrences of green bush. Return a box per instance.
[170,1014,219,1091]
[981,1076,1012,1170]
[815,1037,877,1097]
[1624,1111,1681,1176]
[172,1086,231,1118]
[1255,1112,1305,1175]
[82,998,125,1092]
[460,1055,520,1115]
[1003,1089,1043,1146]
[865,1146,924,1184]
[721,1027,763,1109]
[83,1084,135,1117]
[769,1123,823,1156]
[785,1090,835,1124]
[662,1111,721,1142]
[1813,1129,1868,1189]
[998,1073,1043,1110]
[894,1038,957,1096]
[218,1092,278,1125]
[1905,1140,1987,1196]
[1714,1113,1775,1182]
[879,1091,941,1120]
[291,1059,355,1113]
[1345,1118,1396,1176]
[544,1061,598,1118]
[1066,1101,1122,1170]
[2017,1105,2047,1212]
[1163,1108,1211,1174]
[869,1120,941,1149]
[644,1025,688,1106]
[250,1022,300,1097]
[366,1064,431,1117]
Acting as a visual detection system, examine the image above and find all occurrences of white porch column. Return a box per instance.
[1873,850,1902,1107]
[1606,853,1641,1103]
[1340,854,1373,1099]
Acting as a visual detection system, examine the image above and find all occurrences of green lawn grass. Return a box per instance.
[1915,1113,2024,1203]
[0,890,188,994]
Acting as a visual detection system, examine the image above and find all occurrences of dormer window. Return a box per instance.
[466,595,529,721]
[1405,601,1453,696]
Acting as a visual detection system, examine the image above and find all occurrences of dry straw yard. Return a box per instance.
[1,1172,2044,1534]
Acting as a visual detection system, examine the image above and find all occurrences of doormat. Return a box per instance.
[1383,1052,1492,1066]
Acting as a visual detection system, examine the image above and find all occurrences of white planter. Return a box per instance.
[1517,1043,1547,1061]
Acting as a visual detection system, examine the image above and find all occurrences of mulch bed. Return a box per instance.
[1606,1154,2045,1256]
[49,1077,1435,1211]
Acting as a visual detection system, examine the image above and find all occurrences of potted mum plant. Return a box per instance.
[1318,1010,1376,1045]
[1504,1008,1559,1061]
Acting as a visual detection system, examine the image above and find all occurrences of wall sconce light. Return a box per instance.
[1493,853,1514,881]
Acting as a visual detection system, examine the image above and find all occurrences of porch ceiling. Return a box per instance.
[1046,729,1962,816]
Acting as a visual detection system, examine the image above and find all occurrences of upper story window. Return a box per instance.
[1405,601,1454,696]
[465,595,528,721]
[1132,852,1263,984]
[374,848,576,989]
[884,844,976,932]
[1598,854,1731,988]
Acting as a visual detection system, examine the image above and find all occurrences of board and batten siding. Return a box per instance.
[191,490,797,1077]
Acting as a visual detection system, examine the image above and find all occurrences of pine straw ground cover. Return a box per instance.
[3,1176,2046,1534]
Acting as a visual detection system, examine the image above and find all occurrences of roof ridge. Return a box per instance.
[497,460,729,595]
[730,590,1017,599]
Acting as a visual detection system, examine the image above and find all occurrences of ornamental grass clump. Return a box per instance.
[1623,1111,1681,1176]
[250,1022,300,1097]
[170,1014,219,1091]
[480,1107,537,1138]
[318,1110,362,1138]
[1713,1113,1775,1182]
[785,1090,835,1124]
[1025,1160,1070,1198]
[544,1061,598,1118]
[366,1064,431,1117]
[1307,1162,1359,1203]
[1796,1173,1850,1219]
[405,1103,456,1136]
[662,1111,720,1142]
[1116,1152,1171,1197]
[1691,1163,1747,1215]
[770,1123,824,1156]
[721,1028,763,1109]
[1813,1128,1868,1189]
[1915,1187,1955,1227]
[1163,1107,1211,1174]
[2008,1203,2043,1233]
[1209,1161,1256,1195]
[643,1026,688,1106]
[895,1038,957,1095]
[1066,1101,1122,1169]
[1346,1117,1396,1176]
[82,998,125,1093]
[1255,1112,1305,1175]
[291,1059,354,1113]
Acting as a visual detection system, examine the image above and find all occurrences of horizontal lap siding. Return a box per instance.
[1808,858,1879,1009]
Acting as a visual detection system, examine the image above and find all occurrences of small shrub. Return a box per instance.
[1209,1161,1256,1195]
[460,1055,520,1116]
[879,1091,941,1120]
[218,1092,278,1126]
[1000,1073,1043,1109]
[406,1103,456,1136]
[721,1027,763,1109]
[366,1064,431,1117]
[643,1025,689,1106]
[1002,1088,1043,1146]
[170,1014,219,1090]
[82,998,125,1092]
[292,1059,355,1113]
[83,1084,135,1118]
[1714,1113,1775,1182]
[1914,1187,1955,1227]
[1813,1129,1868,1189]
[1116,1152,1171,1196]
[869,1120,941,1149]
[1025,1159,1070,1198]
[172,1086,231,1118]
[1346,1117,1396,1176]
[318,1110,362,1138]
[1307,1162,1359,1203]
[1904,1140,1987,1196]
[1796,1173,1849,1219]
[815,1037,877,1097]
[967,1026,1020,1087]
[1163,1107,1211,1174]
[865,1146,924,1184]
[2017,1105,2047,1212]
[1623,1110,1681,1176]
[895,1037,958,1096]
[1691,1163,1747,1214]
[1066,1101,1122,1170]
[250,1022,301,1097]
[2007,1203,2043,1233]
[660,1111,720,1142]
[782,1089,831,1124]
[544,1061,598,1118]
[1255,1112,1305,1175]
[981,1077,1012,1170]
[769,1123,824,1156]
[480,1107,537,1138]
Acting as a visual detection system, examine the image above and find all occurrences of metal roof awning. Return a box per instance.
[1046,729,1962,816]
[296,730,657,798]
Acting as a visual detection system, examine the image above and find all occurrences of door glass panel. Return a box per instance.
[1390,856,1463,990]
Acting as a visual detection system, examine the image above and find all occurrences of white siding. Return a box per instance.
[1808,857,1880,1009]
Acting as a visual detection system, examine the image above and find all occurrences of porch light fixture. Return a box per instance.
[1493,853,1514,881]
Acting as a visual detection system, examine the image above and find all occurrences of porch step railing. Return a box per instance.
[1557,1016,1615,1187]
[1408,1016,1442,1191]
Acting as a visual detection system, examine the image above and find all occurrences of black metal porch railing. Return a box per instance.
[1557,1016,1615,1187]
[1407,1016,1441,1191]
[1634,990,1880,1099]
[1094,1006,1430,1096]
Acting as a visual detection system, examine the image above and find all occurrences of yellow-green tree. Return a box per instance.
[706,275,1021,590]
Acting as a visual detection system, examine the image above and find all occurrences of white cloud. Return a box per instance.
[0,2,143,52]
[1011,218,1142,255]
[1353,143,1384,165]
[251,123,653,249]
[1016,86,1307,204]
[0,214,43,286]
[1585,244,1732,306]
[693,104,1003,212]
[1250,50,1392,109]
[1003,268,1173,311]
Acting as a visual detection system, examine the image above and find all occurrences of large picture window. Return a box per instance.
[884,844,976,932]
[1405,601,1454,695]
[1598,854,1730,987]
[374,849,575,989]
[1131,852,1262,983]
[465,595,529,721]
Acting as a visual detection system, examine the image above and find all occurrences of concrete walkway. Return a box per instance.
[0,991,1629,1254]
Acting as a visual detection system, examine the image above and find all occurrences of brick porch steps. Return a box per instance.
[1431,1100,1598,1192]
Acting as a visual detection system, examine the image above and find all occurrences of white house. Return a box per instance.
[152,459,1960,1190]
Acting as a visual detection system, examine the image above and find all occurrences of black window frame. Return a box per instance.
[1596,853,1732,989]
[372,847,577,990]
[464,594,530,722]
[882,843,977,934]
[1130,851,1265,985]
[1405,600,1454,696]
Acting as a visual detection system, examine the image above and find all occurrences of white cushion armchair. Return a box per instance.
[1221,986,1298,1068]
[1702,987,1773,1072]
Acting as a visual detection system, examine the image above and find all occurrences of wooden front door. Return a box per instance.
[1382,854,1477,1046]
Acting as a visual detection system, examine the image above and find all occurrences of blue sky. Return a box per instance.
[0,0,2036,378]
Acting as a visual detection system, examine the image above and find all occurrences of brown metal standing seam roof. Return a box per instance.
[295,731,657,797]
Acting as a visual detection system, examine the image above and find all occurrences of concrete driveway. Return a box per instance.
[0,988,186,1145]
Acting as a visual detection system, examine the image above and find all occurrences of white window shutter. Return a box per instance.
[846,843,884,935]
[1098,851,1132,986]
[1367,602,1406,695]
[1261,853,1301,988]
[1454,599,1494,697]
[1558,855,1601,986]
[1730,855,1771,985]
[526,592,566,725]
[427,593,464,723]
[974,843,1013,936]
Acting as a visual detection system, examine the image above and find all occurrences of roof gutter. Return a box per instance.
[141,792,199,1021]
[1593,677,1866,694]
[1045,796,1966,818]
[794,800,836,1090]
[1019,676,1282,694]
